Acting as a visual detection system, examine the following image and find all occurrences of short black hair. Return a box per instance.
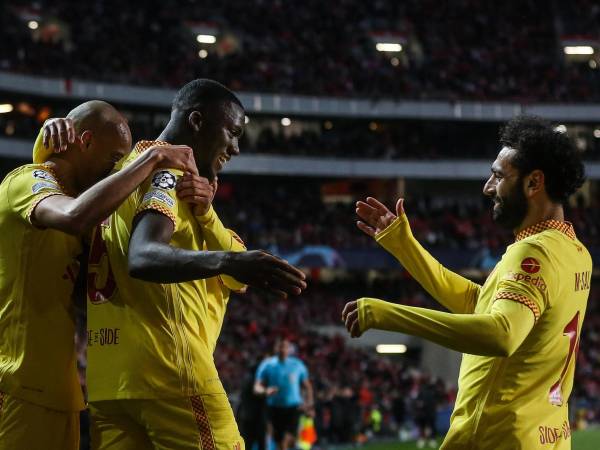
[172,79,243,113]
[499,115,585,202]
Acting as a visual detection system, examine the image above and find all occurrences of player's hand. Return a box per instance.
[176,173,216,216]
[150,145,198,175]
[341,300,363,338]
[266,386,279,396]
[225,251,307,299]
[356,197,404,237]
[43,118,77,152]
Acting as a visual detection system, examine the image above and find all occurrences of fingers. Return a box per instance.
[356,221,376,237]
[176,175,212,191]
[55,119,72,151]
[176,175,215,210]
[341,301,357,322]
[250,284,289,300]
[266,268,307,294]
[366,196,391,215]
[355,201,379,225]
[344,308,361,337]
[50,121,60,150]
[396,198,405,216]
[156,145,198,174]
[66,118,75,144]
[176,187,213,199]
[266,254,306,282]
[43,119,76,151]
[43,126,50,149]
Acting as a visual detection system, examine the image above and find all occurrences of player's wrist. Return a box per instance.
[147,146,165,167]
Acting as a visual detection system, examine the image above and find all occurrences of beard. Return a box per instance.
[491,179,528,230]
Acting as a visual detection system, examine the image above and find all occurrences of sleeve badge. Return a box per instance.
[151,171,177,190]
[520,257,541,274]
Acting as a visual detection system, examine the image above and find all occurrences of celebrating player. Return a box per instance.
[0,101,196,450]
[343,116,591,449]
[86,79,307,450]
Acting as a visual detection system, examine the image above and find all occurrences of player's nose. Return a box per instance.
[483,176,495,197]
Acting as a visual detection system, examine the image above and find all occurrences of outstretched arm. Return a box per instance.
[356,197,480,313]
[128,211,306,298]
[342,297,534,357]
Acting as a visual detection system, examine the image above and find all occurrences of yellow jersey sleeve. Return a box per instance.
[135,169,183,230]
[7,165,65,224]
[495,240,554,322]
[197,205,247,292]
[358,295,535,357]
[375,215,481,314]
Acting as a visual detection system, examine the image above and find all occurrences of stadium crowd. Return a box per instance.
[2,0,600,101]
[213,179,600,253]
[3,110,599,161]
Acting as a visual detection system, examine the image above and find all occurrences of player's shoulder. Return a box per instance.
[507,234,552,260]
[2,164,61,195]
[3,163,54,183]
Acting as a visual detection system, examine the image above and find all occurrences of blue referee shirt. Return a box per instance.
[255,356,308,408]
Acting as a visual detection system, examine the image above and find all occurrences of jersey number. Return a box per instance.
[548,311,579,406]
[87,223,117,304]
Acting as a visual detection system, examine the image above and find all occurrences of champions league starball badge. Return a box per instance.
[32,170,56,182]
[151,171,176,190]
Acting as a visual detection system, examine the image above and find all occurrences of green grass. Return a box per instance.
[348,428,600,450]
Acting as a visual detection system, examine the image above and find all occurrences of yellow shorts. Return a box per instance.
[0,391,79,450]
[90,393,245,450]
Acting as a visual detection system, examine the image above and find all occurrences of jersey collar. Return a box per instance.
[515,219,576,242]
[133,140,170,154]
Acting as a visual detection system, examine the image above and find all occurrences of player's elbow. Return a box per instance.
[486,334,518,357]
[61,206,98,235]
[127,245,156,281]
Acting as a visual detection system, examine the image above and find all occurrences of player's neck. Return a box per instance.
[514,202,564,236]
[43,155,84,196]
[157,121,188,147]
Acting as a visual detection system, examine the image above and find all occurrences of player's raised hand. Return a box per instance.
[176,173,216,215]
[356,197,404,237]
[150,145,198,175]
[341,300,362,338]
[42,118,77,152]
[225,250,307,299]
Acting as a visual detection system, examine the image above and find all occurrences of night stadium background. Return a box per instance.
[0,1,599,449]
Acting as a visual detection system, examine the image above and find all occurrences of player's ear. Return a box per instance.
[189,111,203,133]
[79,130,93,151]
[524,169,544,197]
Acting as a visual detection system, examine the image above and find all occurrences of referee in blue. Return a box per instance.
[254,338,314,450]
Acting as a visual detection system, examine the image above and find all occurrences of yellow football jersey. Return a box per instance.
[368,216,592,450]
[0,164,84,412]
[87,141,244,402]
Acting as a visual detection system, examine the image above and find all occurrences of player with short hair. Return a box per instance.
[87,79,307,450]
[343,115,591,449]
[254,338,314,450]
[0,100,195,450]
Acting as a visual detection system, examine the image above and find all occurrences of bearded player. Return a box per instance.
[86,79,306,450]
[0,101,195,450]
[343,116,591,449]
